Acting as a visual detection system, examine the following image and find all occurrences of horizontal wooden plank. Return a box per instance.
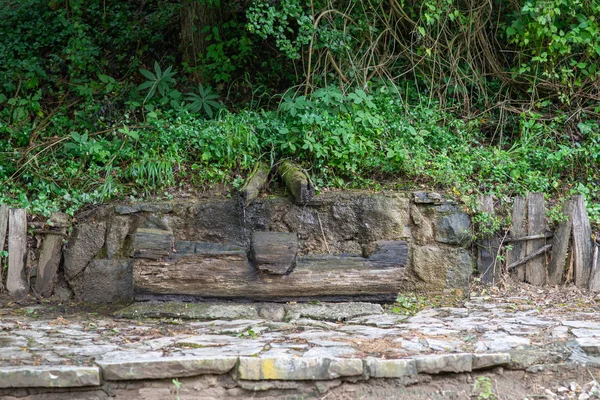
[134,254,408,299]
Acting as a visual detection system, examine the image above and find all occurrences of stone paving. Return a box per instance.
[2,293,600,397]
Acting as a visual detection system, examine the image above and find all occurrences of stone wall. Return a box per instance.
[62,191,473,303]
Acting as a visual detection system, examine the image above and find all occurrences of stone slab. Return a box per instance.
[63,221,107,279]
[0,366,100,388]
[115,302,260,320]
[285,302,383,322]
[366,358,417,378]
[238,357,363,380]
[414,354,473,374]
[472,353,511,370]
[98,356,237,380]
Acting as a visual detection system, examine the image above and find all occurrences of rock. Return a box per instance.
[348,314,408,327]
[237,357,363,380]
[105,216,134,259]
[0,366,100,388]
[472,353,511,370]
[83,259,133,304]
[251,231,298,275]
[64,221,107,279]
[115,302,260,320]
[366,358,417,378]
[445,249,473,289]
[413,192,443,204]
[411,205,434,245]
[302,346,357,358]
[358,196,410,241]
[414,354,473,374]
[481,332,530,352]
[284,302,383,322]
[49,277,73,302]
[572,329,600,338]
[139,203,174,213]
[508,344,571,369]
[237,380,303,391]
[315,379,343,394]
[115,205,141,215]
[258,304,286,321]
[98,356,236,380]
[435,211,471,245]
[575,338,600,355]
[411,245,472,290]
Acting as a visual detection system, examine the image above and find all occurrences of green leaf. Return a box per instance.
[139,69,156,81]
[137,81,154,91]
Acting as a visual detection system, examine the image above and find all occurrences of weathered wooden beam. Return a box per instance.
[548,199,575,285]
[525,193,547,286]
[507,244,552,271]
[240,162,270,206]
[476,195,500,284]
[7,208,28,299]
[133,228,174,260]
[134,254,408,299]
[251,231,298,275]
[279,161,314,204]
[507,196,527,281]
[572,195,594,287]
[0,204,8,291]
[34,212,69,297]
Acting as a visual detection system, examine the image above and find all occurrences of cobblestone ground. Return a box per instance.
[2,285,600,399]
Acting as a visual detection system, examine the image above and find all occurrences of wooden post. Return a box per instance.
[507,196,527,281]
[279,161,315,204]
[572,195,593,287]
[525,193,546,286]
[7,208,28,298]
[34,212,69,297]
[0,204,8,291]
[589,243,600,292]
[251,232,298,275]
[476,195,500,284]
[240,162,270,207]
[548,199,575,285]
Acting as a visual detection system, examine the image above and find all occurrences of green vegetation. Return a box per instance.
[390,294,431,316]
[1,0,599,223]
[473,376,497,400]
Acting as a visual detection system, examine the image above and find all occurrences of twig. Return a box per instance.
[505,233,553,242]
[507,244,552,270]
[1,136,71,187]
[316,211,330,254]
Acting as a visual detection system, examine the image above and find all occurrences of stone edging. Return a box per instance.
[0,353,510,389]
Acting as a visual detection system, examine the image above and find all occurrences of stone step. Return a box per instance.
[0,366,100,388]
[0,353,511,389]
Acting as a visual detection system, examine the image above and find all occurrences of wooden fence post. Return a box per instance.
[476,195,500,284]
[0,205,8,291]
[507,196,527,282]
[7,208,28,298]
[525,193,547,286]
[572,195,593,287]
[548,199,575,285]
